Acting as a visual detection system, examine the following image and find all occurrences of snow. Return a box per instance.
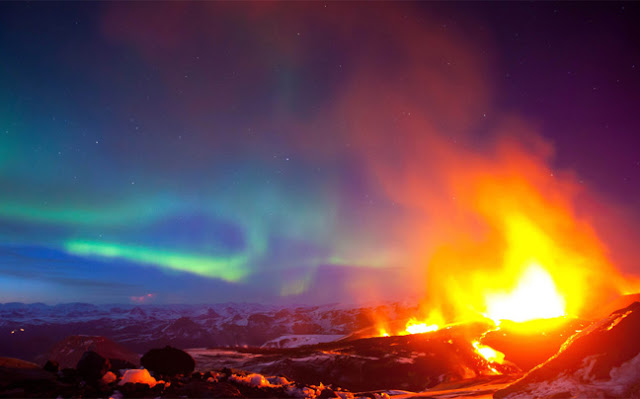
[262,334,345,348]
[335,391,355,399]
[228,372,297,390]
[229,373,276,388]
[0,301,403,333]
[288,353,335,362]
[188,348,256,358]
[234,317,249,326]
[286,385,319,398]
[118,369,157,387]
[227,371,343,399]
[267,375,291,386]
[381,390,414,396]
[502,351,640,399]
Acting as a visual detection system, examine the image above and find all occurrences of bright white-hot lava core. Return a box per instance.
[484,262,565,324]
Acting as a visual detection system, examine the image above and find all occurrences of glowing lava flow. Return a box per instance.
[472,340,505,364]
[379,262,568,376]
[484,262,566,324]
[405,318,439,334]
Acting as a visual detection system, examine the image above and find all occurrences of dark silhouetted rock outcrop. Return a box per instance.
[141,346,195,376]
[76,351,110,382]
[43,359,59,373]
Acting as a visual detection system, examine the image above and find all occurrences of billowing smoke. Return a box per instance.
[100,3,638,310]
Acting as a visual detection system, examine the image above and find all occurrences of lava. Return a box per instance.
[405,319,439,334]
[472,340,505,364]
[484,262,565,325]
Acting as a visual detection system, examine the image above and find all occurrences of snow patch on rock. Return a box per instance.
[118,369,157,387]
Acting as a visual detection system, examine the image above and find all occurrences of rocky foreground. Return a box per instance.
[0,346,384,399]
[2,301,640,398]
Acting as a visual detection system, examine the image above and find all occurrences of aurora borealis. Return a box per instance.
[1,2,639,304]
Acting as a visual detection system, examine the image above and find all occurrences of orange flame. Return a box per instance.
[405,318,439,334]
[371,142,639,339]
[401,310,445,335]
[401,141,637,333]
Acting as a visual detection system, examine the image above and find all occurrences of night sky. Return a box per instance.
[1,2,639,304]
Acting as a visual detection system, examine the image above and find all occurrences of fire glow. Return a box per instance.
[371,142,639,363]
[405,318,439,335]
[398,142,634,335]
[472,340,505,365]
[484,262,565,325]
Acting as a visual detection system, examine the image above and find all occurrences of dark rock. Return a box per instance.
[192,372,204,380]
[0,357,59,396]
[0,388,25,397]
[76,351,110,382]
[58,367,78,384]
[291,322,323,335]
[495,301,640,399]
[109,357,137,373]
[43,360,59,373]
[209,382,244,398]
[247,313,273,326]
[318,387,340,398]
[482,317,590,371]
[158,317,213,348]
[141,346,195,376]
[172,380,243,398]
[119,382,154,398]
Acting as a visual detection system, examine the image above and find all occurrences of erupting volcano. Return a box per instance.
[372,140,637,342]
[364,140,640,389]
[2,1,640,398]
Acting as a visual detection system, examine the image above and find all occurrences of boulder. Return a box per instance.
[76,351,111,382]
[43,359,59,373]
[109,358,137,373]
[118,382,155,398]
[141,346,195,376]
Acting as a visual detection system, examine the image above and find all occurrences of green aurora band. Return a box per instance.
[65,240,250,282]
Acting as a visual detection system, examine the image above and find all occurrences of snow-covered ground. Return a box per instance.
[262,334,346,348]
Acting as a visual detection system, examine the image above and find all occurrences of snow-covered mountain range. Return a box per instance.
[0,302,412,361]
